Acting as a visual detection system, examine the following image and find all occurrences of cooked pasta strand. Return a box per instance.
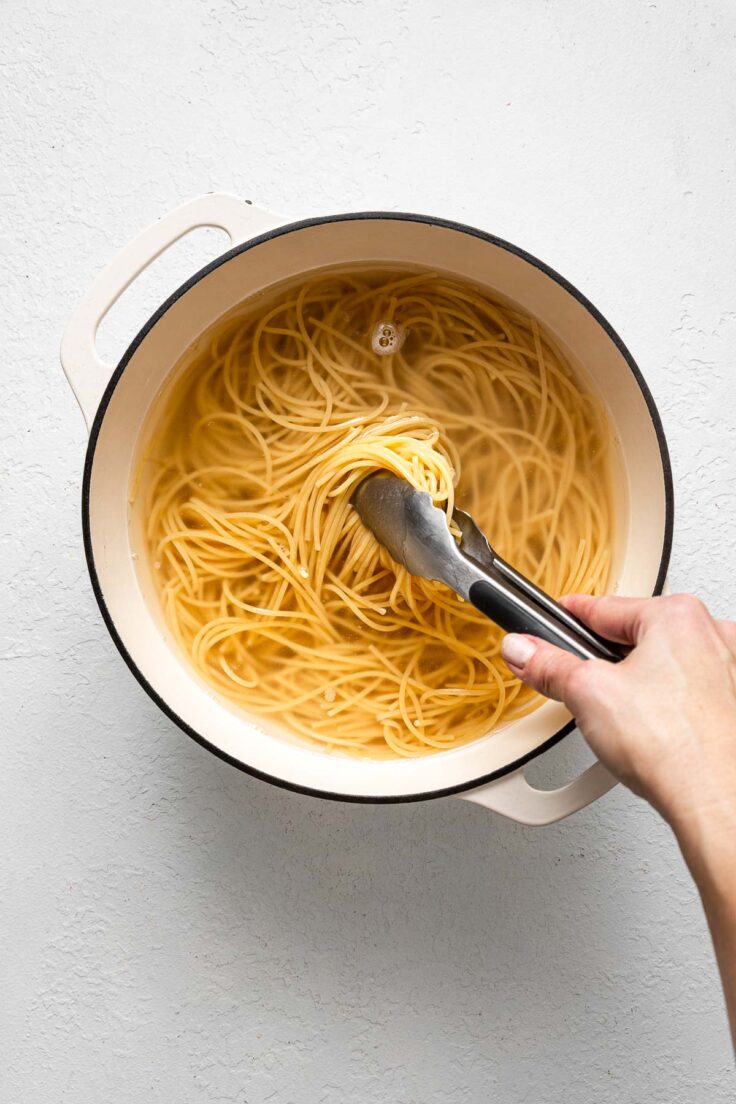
[138,269,612,757]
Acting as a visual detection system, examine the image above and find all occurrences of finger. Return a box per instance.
[502,634,586,703]
[558,593,652,645]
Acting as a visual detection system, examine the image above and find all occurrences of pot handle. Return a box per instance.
[459,758,616,825]
[60,192,286,430]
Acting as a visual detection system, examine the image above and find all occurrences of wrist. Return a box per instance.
[640,742,736,848]
[668,792,736,897]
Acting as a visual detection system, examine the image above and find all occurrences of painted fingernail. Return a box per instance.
[502,634,537,667]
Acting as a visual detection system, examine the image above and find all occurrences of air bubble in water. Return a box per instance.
[371,321,406,356]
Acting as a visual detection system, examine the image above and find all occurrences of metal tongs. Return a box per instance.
[352,473,625,662]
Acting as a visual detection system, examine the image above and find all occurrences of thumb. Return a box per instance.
[501,634,585,703]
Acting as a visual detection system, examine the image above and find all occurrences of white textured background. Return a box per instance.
[2,1,735,1100]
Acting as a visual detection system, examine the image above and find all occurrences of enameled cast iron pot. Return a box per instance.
[61,194,673,824]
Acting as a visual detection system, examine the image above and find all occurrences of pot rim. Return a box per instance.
[82,210,674,803]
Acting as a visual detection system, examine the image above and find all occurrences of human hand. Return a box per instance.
[502,593,736,1048]
[501,593,736,831]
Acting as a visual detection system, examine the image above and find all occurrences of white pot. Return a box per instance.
[61,194,673,824]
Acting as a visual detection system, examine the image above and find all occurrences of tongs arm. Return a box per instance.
[350,475,626,664]
[465,556,625,663]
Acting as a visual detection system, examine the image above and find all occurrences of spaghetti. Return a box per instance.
[139,269,612,757]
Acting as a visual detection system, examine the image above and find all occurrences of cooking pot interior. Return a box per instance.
[85,216,669,799]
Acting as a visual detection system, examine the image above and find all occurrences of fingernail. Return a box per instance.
[502,634,537,667]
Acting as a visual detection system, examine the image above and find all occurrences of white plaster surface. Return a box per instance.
[2,1,736,1100]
